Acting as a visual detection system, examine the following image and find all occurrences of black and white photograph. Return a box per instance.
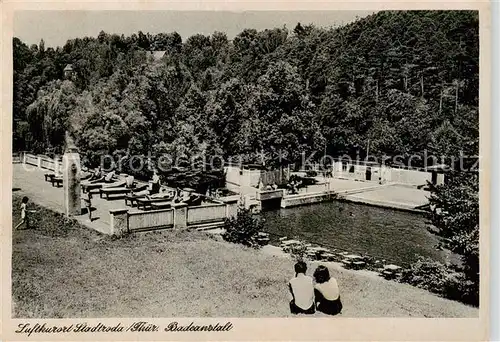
[2,3,491,340]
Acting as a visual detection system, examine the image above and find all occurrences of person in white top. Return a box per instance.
[151,170,161,194]
[313,265,343,315]
[125,175,135,188]
[15,196,36,230]
[288,261,315,314]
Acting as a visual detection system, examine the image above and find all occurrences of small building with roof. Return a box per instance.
[63,64,74,79]
[147,51,166,62]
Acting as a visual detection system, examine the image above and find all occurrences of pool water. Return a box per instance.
[261,201,454,266]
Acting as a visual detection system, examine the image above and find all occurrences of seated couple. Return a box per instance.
[288,261,342,316]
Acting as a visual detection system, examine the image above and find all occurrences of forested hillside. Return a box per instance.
[13,10,479,168]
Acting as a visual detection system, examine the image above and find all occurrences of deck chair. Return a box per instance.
[136,196,175,210]
[88,171,116,184]
[151,201,173,210]
[124,188,150,206]
[102,180,126,188]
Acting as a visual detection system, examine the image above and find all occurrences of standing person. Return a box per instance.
[313,265,343,316]
[83,192,93,221]
[14,196,36,230]
[125,175,135,189]
[151,170,161,194]
[288,261,315,315]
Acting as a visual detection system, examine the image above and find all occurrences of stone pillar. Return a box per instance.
[172,202,188,229]
[221,197,239,219]
[436,173,445,186]
[63,152,81,217]
[109,208,129,236]
[243,194,252,210]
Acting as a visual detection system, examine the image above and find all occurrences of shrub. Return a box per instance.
[400,257,478,306]
[222,209,263,248]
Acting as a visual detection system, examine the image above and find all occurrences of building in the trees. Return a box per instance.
[63,64,74,79]
[147,51,166,63]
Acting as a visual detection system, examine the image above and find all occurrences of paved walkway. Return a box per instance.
[233,175,430,211]
[13,164,430,235]
[13,164,130,234]
[344,185,430,210]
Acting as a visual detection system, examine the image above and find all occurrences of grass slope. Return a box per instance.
[11,195,478,318]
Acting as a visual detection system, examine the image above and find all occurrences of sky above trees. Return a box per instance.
[14,10,375,48]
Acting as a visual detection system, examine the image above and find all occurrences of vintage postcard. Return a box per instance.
[1,0,491,341]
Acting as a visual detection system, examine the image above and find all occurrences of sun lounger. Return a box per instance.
[102,180,126,189]
[135,196,174,210]
[185,195,203,206]
[88,171,118,184]
[99,187,132,200]
[150,201,173,210]
[82,183,103,193]
[125,194,140,207]
[51,176,63,187]
[82,180,125,194]
[80,172,93,181]
[130,184,148,192]
[124,187,151,206]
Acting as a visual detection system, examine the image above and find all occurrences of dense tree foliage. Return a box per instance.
[13,11,479,169]
[427,172,479,305]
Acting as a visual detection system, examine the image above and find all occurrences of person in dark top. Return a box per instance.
[313,265,343,315]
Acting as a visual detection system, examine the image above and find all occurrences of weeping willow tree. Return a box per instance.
[26,80,81,154]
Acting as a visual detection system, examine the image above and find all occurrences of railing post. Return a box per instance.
[109,208,129,236]
[172,202,188,229]
[37,156,42,168]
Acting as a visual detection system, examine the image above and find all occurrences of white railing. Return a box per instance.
[25,154,38,166]
[128,209,174,231]
[187,204,226,225]
[40,158,56,171]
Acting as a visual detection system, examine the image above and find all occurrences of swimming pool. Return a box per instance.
[261,200,456,266]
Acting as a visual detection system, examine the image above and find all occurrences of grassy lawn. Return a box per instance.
[11,195,478,318]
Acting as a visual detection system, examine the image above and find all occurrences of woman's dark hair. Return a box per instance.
[22,196,29,204]
[313,265,331,284]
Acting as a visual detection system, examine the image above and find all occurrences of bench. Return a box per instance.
[125,194,141,207]
[44,173,55,181]
[99,187,132,200]
[51,177,63,187]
